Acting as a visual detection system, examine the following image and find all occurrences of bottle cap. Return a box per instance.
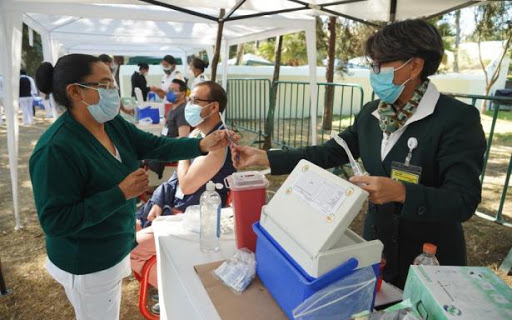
[206,181,215,191]
[423,243,437,255]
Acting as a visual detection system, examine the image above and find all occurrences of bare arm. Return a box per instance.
[177,148,226,195]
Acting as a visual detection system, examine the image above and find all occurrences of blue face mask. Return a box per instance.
[185,102,212,127]
[370,58,412,104]
[79,86,121,123]
[166,90,177,103]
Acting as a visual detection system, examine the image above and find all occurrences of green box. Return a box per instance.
[403,266,512,320]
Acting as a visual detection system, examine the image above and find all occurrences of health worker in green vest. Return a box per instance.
[232,19,486,289]
[29,54,237,320]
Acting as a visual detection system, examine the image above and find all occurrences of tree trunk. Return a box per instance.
[480,34,511,113]
[323,16,336,131]
[210,9,225,82]
[235,44,244,65]
[453,10,461,73]
[263,36,283,150]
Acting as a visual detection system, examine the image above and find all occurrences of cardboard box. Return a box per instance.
[194,260,287,320]
[403,266,512,320]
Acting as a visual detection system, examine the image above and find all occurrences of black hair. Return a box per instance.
[162,55,177,65]
[190,57,209,72]
[20,69,27,75]
[365,19,444,81]
[138,63,149,71]
[98,54,113,64]
[35,54,101,108]
[171,79,187,92]
[195,81,227,113]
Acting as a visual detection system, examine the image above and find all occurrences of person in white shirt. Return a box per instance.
[150,55,184,100]
[189,57,209,88]
[19,69,38,125]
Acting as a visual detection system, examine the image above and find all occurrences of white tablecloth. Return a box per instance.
[153,213,401,320]
[153,212,237,320]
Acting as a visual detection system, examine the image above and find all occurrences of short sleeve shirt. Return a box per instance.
[165,102,190,137]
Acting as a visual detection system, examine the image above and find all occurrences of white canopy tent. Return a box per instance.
[0,0,319,230]
[1,0,484,230]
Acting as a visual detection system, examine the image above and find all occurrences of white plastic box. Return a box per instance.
[260,159,383,278]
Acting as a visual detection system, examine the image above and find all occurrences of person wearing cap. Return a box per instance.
[150,55,184,100]
[189,57,209,88]
[131,63,150,101]
[232,19,486,289]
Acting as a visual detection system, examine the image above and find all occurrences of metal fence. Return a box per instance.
[446,92,512,226]
[270,81,365,148]
[225,78,272,145]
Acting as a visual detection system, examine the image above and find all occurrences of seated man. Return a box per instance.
[130,81,235,304]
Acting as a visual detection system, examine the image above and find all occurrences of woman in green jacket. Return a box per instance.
[30,54,235,319]
[233,19,486,289]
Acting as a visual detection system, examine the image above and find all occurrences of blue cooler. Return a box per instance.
[137,107,160,124]
[254,160,384,318]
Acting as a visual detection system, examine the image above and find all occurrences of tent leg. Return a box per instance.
[305,22,318,146]
[0,5,23,230]
[221,40,229,90]
[0,258,13,297]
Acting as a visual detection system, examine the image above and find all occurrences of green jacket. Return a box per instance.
[30,112,203,275]
[268,93,486,288]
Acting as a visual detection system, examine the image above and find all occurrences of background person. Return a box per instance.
[19,69,38,125]
[131,63,150,101]
[232,19,486,289]
[30,54,235,320]
[189,57,209,88]
[150,55,184,100]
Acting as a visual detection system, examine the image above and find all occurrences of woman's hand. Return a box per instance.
[147,204,163,221]
[199,130,239,153]
[231,145,270,169]
[118,169,149,200]
[349,176,406,205]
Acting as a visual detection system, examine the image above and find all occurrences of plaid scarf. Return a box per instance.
[377,80,429,135]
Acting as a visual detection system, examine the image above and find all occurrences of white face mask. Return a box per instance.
[184,102,213,127]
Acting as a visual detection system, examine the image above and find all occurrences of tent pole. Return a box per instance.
[210,9,226,82]
[305,22,318,146]
[0,3,23,230]
[221,40,229,90]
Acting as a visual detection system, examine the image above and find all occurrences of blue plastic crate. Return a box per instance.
[137,107,160,124]
[253,222,378,319]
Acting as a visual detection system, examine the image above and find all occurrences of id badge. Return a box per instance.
[391,161,422,184]
[161,127,169,136]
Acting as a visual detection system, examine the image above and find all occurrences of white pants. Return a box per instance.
[19,97,34,125]
[46,256,131,320]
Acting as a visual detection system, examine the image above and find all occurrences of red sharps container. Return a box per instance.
[225,171,269,252]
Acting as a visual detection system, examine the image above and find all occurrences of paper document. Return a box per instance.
[292,171,346,217]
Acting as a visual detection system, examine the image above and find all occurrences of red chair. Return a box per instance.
[133,257,159,320]
[134,184,232,320]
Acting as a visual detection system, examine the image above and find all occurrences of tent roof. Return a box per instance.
[15,2,316,59]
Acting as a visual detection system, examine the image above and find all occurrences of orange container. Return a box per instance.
[225,172,269,252]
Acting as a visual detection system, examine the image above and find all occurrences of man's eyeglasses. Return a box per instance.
[188,96,213,105]
[77,82,118,90]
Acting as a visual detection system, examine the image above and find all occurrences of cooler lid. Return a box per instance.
[260,159,368,259]
[225,171,269,191]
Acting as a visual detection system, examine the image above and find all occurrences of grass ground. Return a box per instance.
[0,109,511,319]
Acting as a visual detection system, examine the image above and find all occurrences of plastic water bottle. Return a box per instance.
[413,243,440,266]
[200,181,221,252]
